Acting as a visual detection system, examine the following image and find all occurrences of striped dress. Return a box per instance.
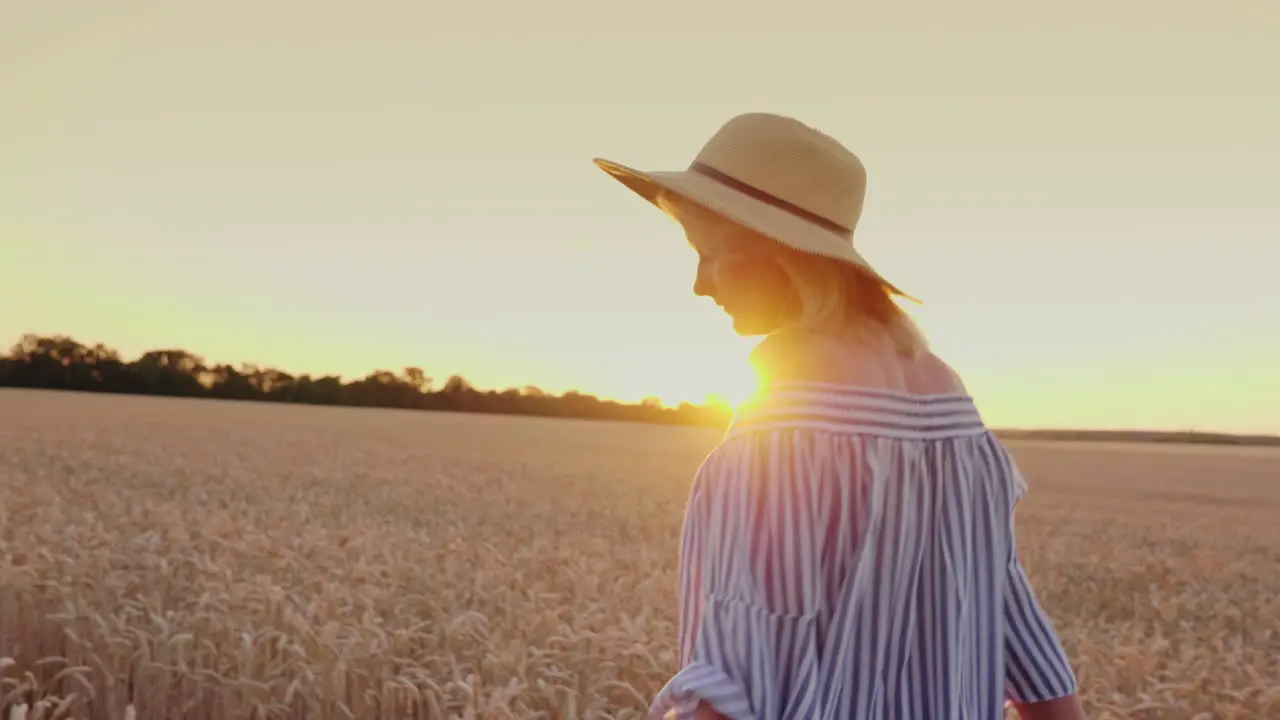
[650,381,1078,720]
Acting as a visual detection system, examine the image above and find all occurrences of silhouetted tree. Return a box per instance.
[402,367,430,392]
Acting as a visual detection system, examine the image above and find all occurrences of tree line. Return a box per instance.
[0,334,735,428]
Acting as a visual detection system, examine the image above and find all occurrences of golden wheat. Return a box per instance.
[1,390,1277,719]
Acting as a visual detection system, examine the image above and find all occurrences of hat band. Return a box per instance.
[688,161,853,239]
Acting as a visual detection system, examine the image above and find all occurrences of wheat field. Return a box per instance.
[1,390,1277,720]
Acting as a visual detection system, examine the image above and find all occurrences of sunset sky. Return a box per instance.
[3,1,1277,434]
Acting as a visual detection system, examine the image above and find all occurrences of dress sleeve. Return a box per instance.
[648,473,757,720]
[1002,487,1079,704]
[648,433,821,720]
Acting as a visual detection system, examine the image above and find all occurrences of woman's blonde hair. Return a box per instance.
[658,191,929,358]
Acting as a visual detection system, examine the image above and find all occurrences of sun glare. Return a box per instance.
[677,358,760,412]
[625,346,760,413]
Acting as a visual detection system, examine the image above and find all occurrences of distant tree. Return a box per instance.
[131,349,206,396]
[441,375,472,394]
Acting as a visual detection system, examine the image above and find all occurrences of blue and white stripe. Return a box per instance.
[650,382,1077,720]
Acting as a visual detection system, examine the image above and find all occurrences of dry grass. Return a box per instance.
[1,390,1277,719]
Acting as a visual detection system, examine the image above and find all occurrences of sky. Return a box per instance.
[2,0,1277,434]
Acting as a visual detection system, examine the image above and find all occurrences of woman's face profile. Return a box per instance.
[684,220,798,337]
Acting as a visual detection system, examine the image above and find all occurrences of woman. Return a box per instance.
[593,113,1086,720]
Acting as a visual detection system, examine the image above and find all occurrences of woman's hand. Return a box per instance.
[661,703,730,720]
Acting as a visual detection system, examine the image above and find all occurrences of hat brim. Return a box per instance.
[592,158,916,302]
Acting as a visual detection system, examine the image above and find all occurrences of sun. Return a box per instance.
[727,362,765,407]
[672,334,765,411]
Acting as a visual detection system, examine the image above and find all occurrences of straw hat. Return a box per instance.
[593,112,913,301]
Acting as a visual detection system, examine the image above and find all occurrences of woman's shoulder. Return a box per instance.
[749,327,968,396]
[717,330,987,449]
